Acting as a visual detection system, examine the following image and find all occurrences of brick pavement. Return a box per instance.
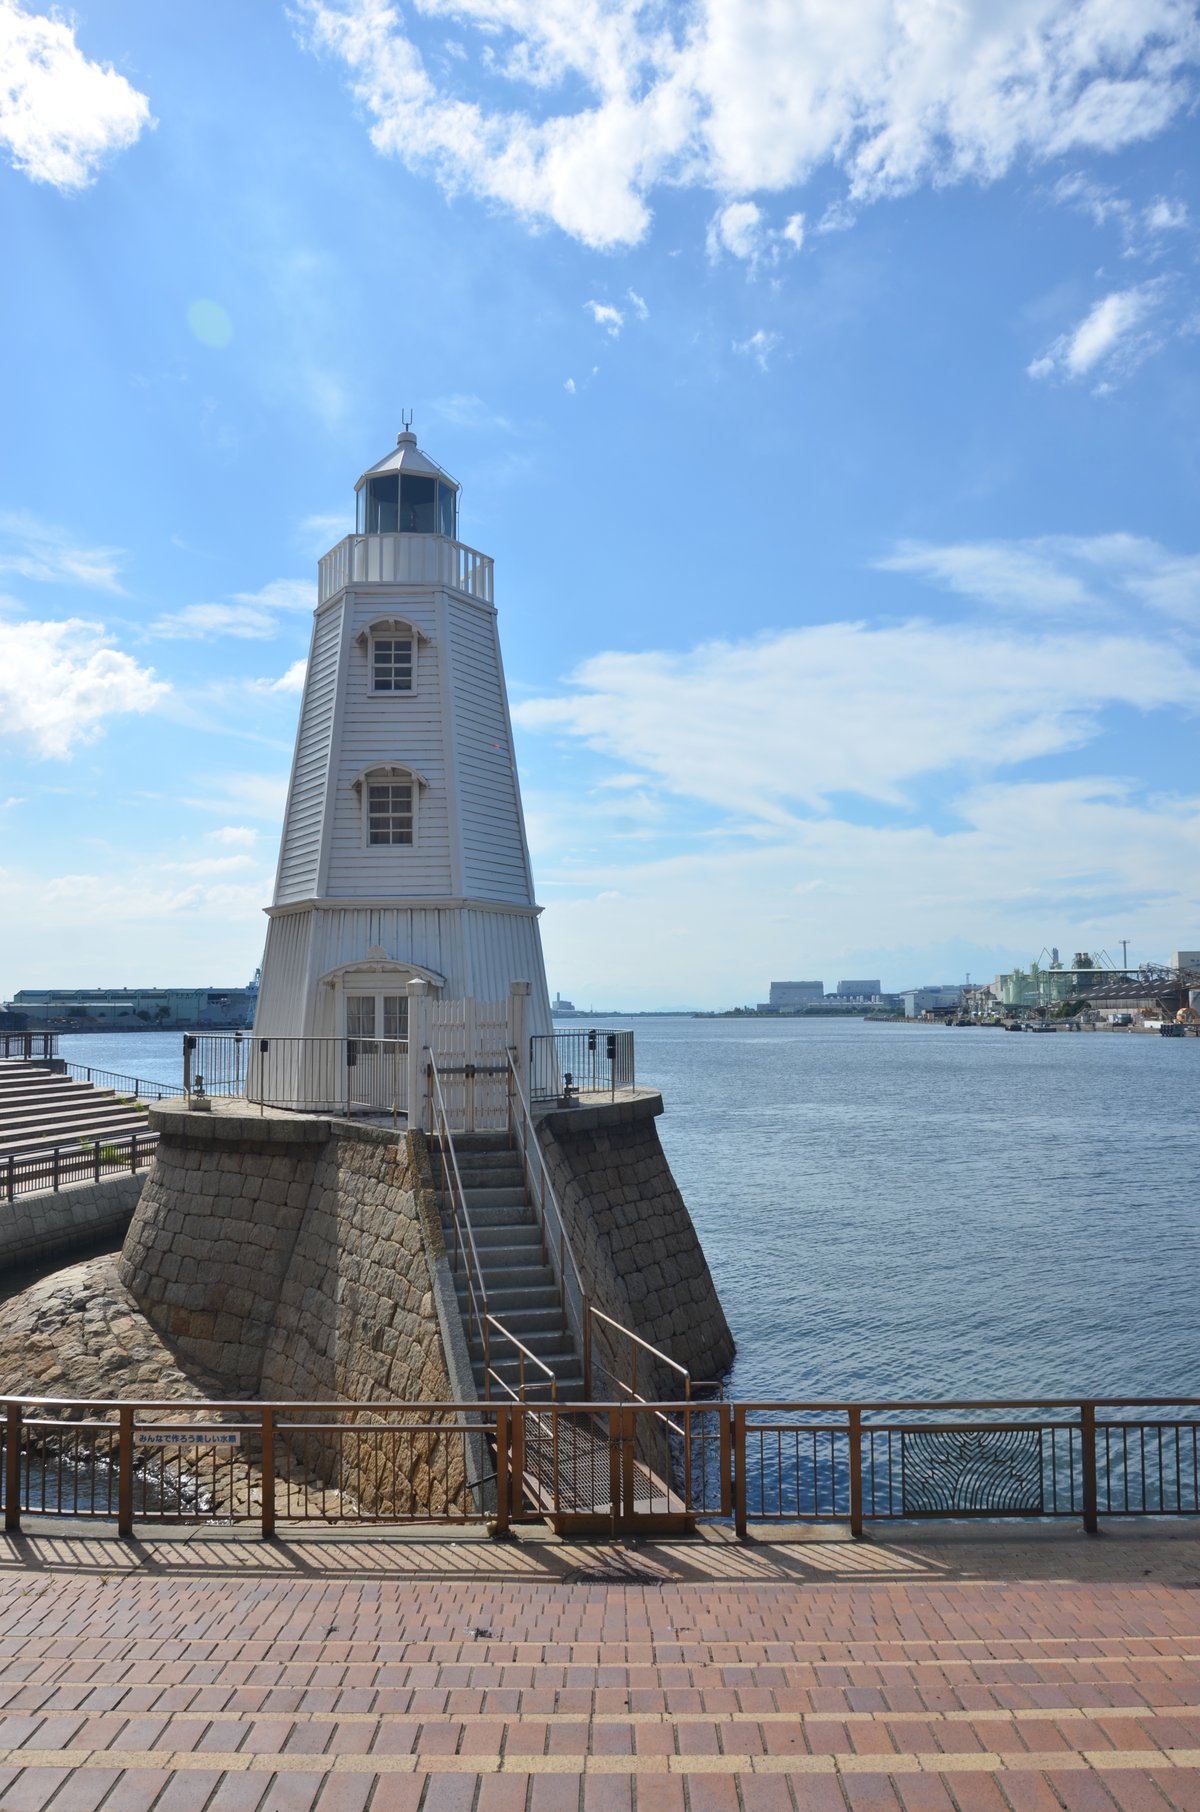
[0,1525,1199,1810]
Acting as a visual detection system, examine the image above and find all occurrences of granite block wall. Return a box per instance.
[535,1091,735,1394]
[0,1172,143,1272]
[118,1106,468,1514]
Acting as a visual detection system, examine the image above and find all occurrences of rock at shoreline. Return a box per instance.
[0,1254,233,1403]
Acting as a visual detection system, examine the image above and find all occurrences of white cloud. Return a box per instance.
[585,299,624,336]
[626,288,649,320]
[0,511,125,592]
[296,0,1200,249]
[1028,282,1166,384]
[149,603,279,642]
[882,532,1200,626]
[254,658,308,695]
[211,825,259,848]
[233,578,314,613]
[185,772,290,821]
[707,200,805,267]
[0,0,153,191]
[513,619,1200,820]
[563,377,577,394]
[149,577,314,641]
[0,618,166,757]
[732,329,780,371]
[1145,195,1188,232]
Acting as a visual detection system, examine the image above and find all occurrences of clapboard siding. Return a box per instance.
[275,603,343,903]
[324,590,454,897]
[449,600,533,903]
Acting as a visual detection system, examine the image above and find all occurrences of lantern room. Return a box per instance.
[354,429,458,538]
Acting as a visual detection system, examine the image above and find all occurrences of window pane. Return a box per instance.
[400,474,436,533]
[367,781,413,845]
[438,482,456,539]
[366,474,399,533]
[372,635,413,692]
[383,995,409,1039]
[346,995,376,1037]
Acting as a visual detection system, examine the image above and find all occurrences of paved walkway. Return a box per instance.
[0,1523,1199,1810]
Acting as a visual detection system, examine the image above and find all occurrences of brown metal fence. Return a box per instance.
[5,1395,1200,1540]
[3,1130,158,1201]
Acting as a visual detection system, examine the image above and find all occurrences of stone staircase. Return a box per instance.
[434,1133,586,1401]
[0,1060,151,1160]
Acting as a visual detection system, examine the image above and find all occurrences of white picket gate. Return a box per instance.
[407,981,530,1133]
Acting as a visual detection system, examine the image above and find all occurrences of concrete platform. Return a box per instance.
[0,1523,1199,1809]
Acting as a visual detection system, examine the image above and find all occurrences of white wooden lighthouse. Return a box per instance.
[252,427,552,1114]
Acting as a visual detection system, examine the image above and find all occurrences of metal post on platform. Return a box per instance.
[117,1407,133,1538]
[848,1405,864,1538]
[733,1404,747,1541]
[5,1403,21,1532]
[1081,1401,1099,1535]
[492,1405,510,1537]
[261,1408,276,1539]
[719,1401,733,1519]
[407,979,428,1133]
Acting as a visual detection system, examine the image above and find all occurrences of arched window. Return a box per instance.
[355,618,427,696]
[351,763,428,848]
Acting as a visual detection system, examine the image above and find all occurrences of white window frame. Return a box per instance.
[356,617,426,697]
[352,763,428,851]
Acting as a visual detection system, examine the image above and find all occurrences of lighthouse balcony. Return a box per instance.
[318,533,494,606]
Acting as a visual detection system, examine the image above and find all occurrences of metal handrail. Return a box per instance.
[484,1315,557,1401]
[428,1055,492,1388]
[505,1048,687,1408]
[590,1305,691,1405]
[61,1061,173,1101]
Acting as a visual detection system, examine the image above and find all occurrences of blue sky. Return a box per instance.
[2,0,1199,1008]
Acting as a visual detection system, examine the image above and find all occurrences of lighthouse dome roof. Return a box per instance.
[355,430,459,492]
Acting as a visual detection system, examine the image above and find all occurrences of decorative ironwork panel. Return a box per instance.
[901,1427,1044,1515]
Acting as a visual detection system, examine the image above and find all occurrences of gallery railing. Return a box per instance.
[184,1033,408,1119]
[0,1032,58,1061]
[7,1394,1197,1538]
[3,1130,158,1202]
[528,1029,636,1102]
[60,1061,175,1101]
[317,533,493,606]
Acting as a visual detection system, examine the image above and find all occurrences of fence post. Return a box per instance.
[118,1407,134,1538]
[183,1035,193,1099]
[733,1404,747,1541]
[507,982,529,1112]
[93,1140,101,1184]
[52,1146,60,1193]
[848,1406,864,1538]
[5,1403,21,1533]
[582,1298,593,1401]
[608,1407,622,1536]
[6,1154,13,1203]
[261,1408,276,1539]
[719,1400,733,1518]
[1081,1401,1098,1535]
[511,1404,525,1520]
[492,1405,510,1537]
[129,1132,138,1175]
[407,980,428,1133]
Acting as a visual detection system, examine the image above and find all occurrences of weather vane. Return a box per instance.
[401,407,413,432]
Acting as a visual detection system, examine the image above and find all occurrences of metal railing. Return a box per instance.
[3,1130,158,1201]
[61,1061,175,1101]
[0,1032,58,1061]
[184,1033,408,1118]
[317,533,494,605]
[428,1055,492,1381]
[529,1028,635,1102]
[8,1394,1197,1539]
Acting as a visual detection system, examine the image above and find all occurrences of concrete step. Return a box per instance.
[438,1185,528,1211]
[0,1101,150,1139]
[0,1119,153,1160]
[472,1224,542,1251]
[443,1201,537,1232]
[473,1284,563,1314]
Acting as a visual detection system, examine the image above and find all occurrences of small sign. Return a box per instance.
[139,1430,241,1447]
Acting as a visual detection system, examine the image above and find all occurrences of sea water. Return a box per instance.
[57,1019,1199,1401]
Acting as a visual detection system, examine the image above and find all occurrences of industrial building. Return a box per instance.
[6,984,259,1030]
[836,979,881,998]
[764,981,825,1011]
[902,985,964,1017]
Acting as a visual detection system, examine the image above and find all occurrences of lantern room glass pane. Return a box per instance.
[366,474,399,533]
[400,474,436,533]
[438,482,456,539]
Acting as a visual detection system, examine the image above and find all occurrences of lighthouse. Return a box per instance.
[253,426,552,1113]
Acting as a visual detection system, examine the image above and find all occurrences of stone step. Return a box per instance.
[0,1117,153,1160]
[472,1284,563,1314]
[0,1076,79,1096]
[0,1101,150,1141]
[471,1224,542,1251]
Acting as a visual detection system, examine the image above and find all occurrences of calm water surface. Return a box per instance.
[61,1020,1199,1401]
